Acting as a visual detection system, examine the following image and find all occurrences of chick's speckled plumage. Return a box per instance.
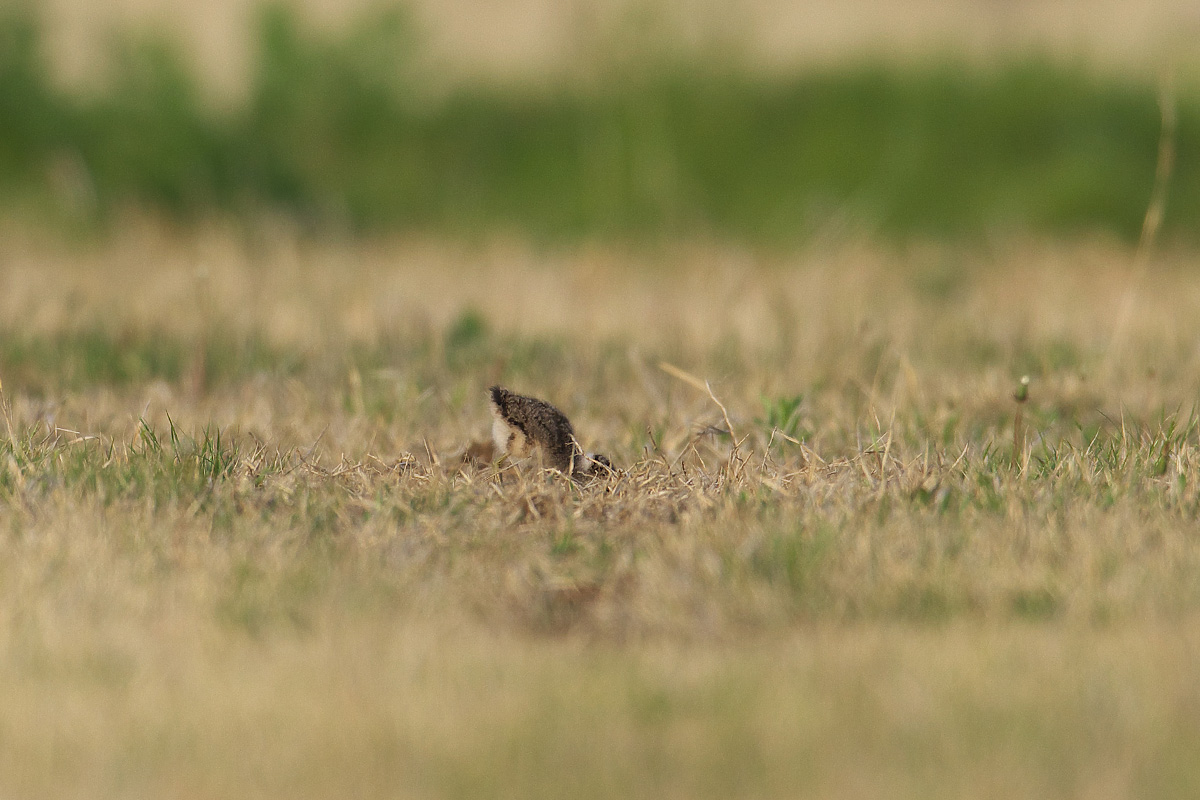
[488,386,611,478]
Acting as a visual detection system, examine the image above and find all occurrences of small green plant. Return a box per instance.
[1012,374,1030,470]
[444,308,489,367]
[551,528,580,557]
[755,393,805,443]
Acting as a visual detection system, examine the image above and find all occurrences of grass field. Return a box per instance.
[3,224,1200,797]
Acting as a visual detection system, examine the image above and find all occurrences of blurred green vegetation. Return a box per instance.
[2,3,1198,241]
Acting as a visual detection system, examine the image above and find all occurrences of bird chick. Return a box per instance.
[488,386,612,480]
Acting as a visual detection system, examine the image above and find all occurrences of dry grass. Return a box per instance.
[3,223,1200,797]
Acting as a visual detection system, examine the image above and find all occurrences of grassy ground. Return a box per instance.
[2,224,1200,797]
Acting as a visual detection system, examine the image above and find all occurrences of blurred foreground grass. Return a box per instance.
[2,228,1200,796]
[2,3,1199,241]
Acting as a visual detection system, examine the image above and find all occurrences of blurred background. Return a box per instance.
[4,0,1200,243]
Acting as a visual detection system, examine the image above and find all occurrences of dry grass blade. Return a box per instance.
[658,361,738,442]
[1107,70,1177,369]
[657,360,708,392]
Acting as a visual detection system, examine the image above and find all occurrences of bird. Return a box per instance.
[487,385,612,480]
